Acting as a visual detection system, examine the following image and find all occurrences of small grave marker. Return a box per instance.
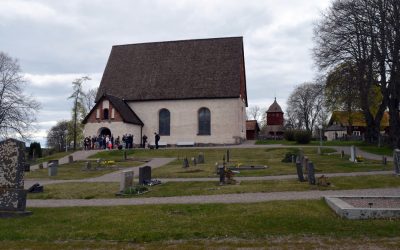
[341,150,345,159]
[317,147,321,155]
[350,145,356,162]
[295,156,305,182]
[183,157,189,168]
[48,160,59,177]
[68,155,73,163]
[197,152,205,164]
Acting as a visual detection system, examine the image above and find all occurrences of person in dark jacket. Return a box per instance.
[142,135,148,148]
[154,132,160,149]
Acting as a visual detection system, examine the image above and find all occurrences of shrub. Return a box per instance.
[29,142,42,158]
[294,130,312,144]
[284,130,295,141]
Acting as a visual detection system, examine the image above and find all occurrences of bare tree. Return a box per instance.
[82,87,98,116]
[314,0,400,146]
[68,76,90,150]
[0,52,40,139]
[286,82,325,132]
[246,105,261,121]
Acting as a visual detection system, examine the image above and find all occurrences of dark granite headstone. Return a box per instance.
[219,166,225,184]
[382,156,387,166]
[295,156,305,182]
[197,153,205,164]
[341,150,345,159]
[0,138,32,217]
[183,157,189,168]
[307,162,316,185]
[394,149,400,174]
[27,183,44,193]
[68,155,73,163]
[139,166,151,185]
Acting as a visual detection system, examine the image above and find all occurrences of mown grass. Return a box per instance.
[91,147,386,178]
[27,175,400,199]
[28,151,72,165]
[25,160,143,180]
[1,201,399,244]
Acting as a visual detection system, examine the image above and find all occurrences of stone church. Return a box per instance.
[82,37,248,145]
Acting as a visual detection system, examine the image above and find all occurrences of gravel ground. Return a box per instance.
[341,197,400,208]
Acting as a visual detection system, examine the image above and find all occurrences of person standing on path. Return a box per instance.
[154,132,160,149]
[142,134,148,148]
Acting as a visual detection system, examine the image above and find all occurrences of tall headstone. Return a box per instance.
[183,157,189,168]
[120,170,134,192]
[48,160,58,177]
[307,162,316,185]
[197,152,205,164]
[303,156,309,174]
[139,166,152,185]
[0,138,32,217]
[295,156,305,182]
[68,155,73,163]
[394,149,400,175]
[350,145,356,162]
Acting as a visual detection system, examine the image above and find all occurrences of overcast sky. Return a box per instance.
[0,0,331,146]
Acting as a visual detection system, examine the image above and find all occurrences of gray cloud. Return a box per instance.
[0,0,331,145]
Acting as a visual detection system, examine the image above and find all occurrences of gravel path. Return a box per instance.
[27,187,400,207]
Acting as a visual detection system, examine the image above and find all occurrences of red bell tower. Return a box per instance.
[265,98,284,137]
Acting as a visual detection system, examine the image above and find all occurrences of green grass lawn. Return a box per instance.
[27,175,400,199]
[1,200,399,248]
[28,151,72,165]
[25,160,143,180]
[91,147,386,178]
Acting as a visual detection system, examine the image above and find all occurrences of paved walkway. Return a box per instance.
[27,187,400,207]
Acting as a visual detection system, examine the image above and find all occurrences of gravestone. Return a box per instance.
[197,153,205,164]
[68,155,73,163]
[295,156,305,182]
[39,163,44,169]
[317,147,321,155]
[218,166,225,184]
[27,183,44,193]
[303,156,309,174]
[394,149,400,175]
[0,138,32,217]
[226,149,230,163]
[48,160,59,177]
[183,157,189,168]
[120,170,134,192]
[123,150,127,161]
[139,166,151,185]
[307,162,316,185]
[84,161,92,170]
[350,145,356,162]
[191,157,197,166]
[341,150,345,159]
[382,156,387,166]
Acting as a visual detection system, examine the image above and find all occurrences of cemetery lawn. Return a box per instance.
[92,148,386,178]
[25,160,143,180]
[27,175,400,199]
[1,200,399,248]
[29,151,72,165]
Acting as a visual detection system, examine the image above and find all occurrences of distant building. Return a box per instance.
[246,120,260,140]
[325,111,390,140]
[82,37,248,145]
[264,98,284,138]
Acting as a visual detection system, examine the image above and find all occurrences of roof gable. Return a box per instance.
[96,37,247,104]
[82,94,143,125]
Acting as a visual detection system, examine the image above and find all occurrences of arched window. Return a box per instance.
[198,107,211,135]
[103,108,109,120]
[159,108,170,135]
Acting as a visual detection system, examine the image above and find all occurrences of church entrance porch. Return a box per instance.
[98,127,111,137]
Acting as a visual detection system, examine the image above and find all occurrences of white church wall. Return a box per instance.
[129,98,246,145]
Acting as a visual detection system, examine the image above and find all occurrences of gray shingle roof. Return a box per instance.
[96,37,247,104]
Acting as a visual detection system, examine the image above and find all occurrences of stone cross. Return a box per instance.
[120,170,134,192]
[0,138,31,217]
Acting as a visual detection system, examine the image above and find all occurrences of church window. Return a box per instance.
[103,108,109,120]
[159,108,170,136]
[198,107,211,135]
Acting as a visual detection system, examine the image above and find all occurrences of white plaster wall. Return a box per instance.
[84,121,142,145]
[129,98,246,144]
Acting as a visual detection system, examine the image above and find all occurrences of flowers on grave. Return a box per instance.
[101,160,115,166]
[355,156,363,162]
[236,162,242,168]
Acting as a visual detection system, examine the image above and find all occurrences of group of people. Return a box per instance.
[83,133,161,150]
